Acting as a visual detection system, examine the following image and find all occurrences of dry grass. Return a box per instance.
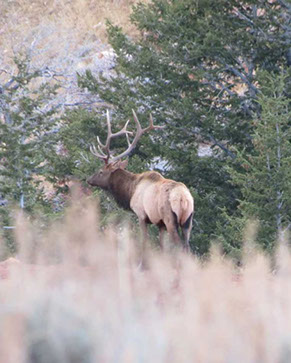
[1,198,291,362]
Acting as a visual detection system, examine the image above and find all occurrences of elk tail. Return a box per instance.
[169,187,193,226]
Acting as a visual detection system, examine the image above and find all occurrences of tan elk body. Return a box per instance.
[87,110,194,251]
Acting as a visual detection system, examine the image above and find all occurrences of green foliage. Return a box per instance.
[0,55,59,252]
[218,71,291,254]
[2,1,290,256]
[74,0,290,253]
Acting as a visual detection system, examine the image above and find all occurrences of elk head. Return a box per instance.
[87,160,128,188]
[87,110,163,188]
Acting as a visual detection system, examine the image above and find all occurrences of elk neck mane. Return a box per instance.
[108,169,138,210]
[108,169,164,210]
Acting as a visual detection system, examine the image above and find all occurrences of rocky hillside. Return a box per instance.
[0,0,145,109]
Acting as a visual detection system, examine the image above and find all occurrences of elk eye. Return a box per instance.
[99,171,103,175]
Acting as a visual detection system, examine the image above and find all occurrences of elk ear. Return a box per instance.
[109,159,128,170]
[118,160,128,170]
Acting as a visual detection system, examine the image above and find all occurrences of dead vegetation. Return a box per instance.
[0,0,150,116]
[1,0,145,64]
[0,199,291,362]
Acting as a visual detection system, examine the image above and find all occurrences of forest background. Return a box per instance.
[0,0,290,259]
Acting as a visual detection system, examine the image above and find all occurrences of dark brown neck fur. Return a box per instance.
[108,169,138,210]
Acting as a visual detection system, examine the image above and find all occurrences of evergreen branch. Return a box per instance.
[224,64,259,96]
[205,79,236,97]
[207,135,236,159]
[276,0,291,11]
[181,126,236,159]
[233,8,268,40]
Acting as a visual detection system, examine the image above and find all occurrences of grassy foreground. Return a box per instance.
[0,199,291,363]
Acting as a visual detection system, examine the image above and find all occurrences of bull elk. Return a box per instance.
[87,110,194,251]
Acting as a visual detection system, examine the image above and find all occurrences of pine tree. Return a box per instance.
[0,56,59,251]
[219,71,291,255]
[73,0,290,253]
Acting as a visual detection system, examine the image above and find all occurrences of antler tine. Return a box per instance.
[89,144,108,161]
[125,130,131,147]
[149,113,165,130]
[131,109,143,133]
[96,136,105,149]
[89,110,112,162]
[101,109,113,155]
[104,111,133,145]
[132,110,165,133]
[110,110,165,162]
[120,119,131,135]
[90,110,134,163]
[97,144,107,157]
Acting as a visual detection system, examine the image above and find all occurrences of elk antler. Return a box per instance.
[90,110,164,163]
[90,110,132,163]
[109,110,164,162]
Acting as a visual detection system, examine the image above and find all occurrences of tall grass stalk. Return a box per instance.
[0,199,291,362]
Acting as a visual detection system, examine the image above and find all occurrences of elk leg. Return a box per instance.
[163,212,182,246]
[158,225,166,250]
[182,215,193,253]
[139,218,148,244]
[139,218,149,269]
[169,228,182,245]
[165,222,182,246]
